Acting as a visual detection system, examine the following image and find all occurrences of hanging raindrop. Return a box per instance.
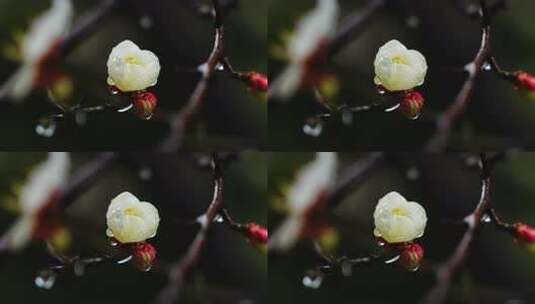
[213,214,224,223]
[35,117,57,138]
[303,118,323,137]
[73,260,86,277]
[481,62,492,71]
[340,260,353,277]
[34,270,56,290]
[481,214,492,223]
[302,274,323,289]
[341,108,353,126]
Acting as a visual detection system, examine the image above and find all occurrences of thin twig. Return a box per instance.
[426,0,492,151]
[156,153,225,304]
[421,153,492,304]
[160,0,226,152]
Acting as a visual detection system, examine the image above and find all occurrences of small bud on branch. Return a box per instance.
[515,71,535,92]
[132,243,157,272]
[246,223,268,245]
[514,223,535,244]
[398,243,424,271]
[399,91,424,120]
[131,91,158,120]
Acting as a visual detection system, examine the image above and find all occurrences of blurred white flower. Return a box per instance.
[272,0,339,99]
[107,40,161,92]
[1,153,71,251]
[10,0,73,99]
[374,40,427,92]
[270,152,338,251]
[373,191,427,243]
[106,192,160,244]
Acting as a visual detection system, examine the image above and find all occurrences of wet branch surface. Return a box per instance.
[160,0,227,152]
[421,153,493,304]
[156,153,225,304]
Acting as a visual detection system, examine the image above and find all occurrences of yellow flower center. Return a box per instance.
[391,56,407,65]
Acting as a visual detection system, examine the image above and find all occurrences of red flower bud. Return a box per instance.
[514,223,535,244]
[131,91,157,120]
[132,243,157,272]
[399,243,424,271]
[246,223,268,245]
[399,91,424,120]
[247,72,268,92]
[516,72,535,92]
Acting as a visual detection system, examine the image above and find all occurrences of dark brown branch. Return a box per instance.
[156,153,225,304]
[426,0,492,151]
[160,0,226,152]
[421,153,492,304]
[327,0,386,58]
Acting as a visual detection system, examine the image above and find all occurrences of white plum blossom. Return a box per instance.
[272,0,339,99]
[106,192,160,244]
[10,0,73,100]
[106,40,161,92]
[373,191,427,244]
[374,40,427,92]
[1,153,71,251]
[269,152,338,251]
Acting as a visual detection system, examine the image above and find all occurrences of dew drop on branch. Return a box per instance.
[303,119,323,137]
[215,63,225,71]
[481,214,491,223]
[35,270,56,290]
[35,118,57,138]
[481,62,492,71]
[213,214,224,223]
[340,260,353,277]
[302,274,323,289]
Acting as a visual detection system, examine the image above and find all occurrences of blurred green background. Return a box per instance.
[0,0,266,150]
[0,152,267,304]
[268,0,535,150]
[269,152,535,304]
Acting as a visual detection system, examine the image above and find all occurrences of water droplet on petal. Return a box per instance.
[481,62,492,71]
[35,118,57,138]
[302,274,323,289]
[377,87,386,95]
[35,270,56,289]
[376,239,386,247]
[303,119,323,137]
[213,214,224,223]
[109,86,120,95]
